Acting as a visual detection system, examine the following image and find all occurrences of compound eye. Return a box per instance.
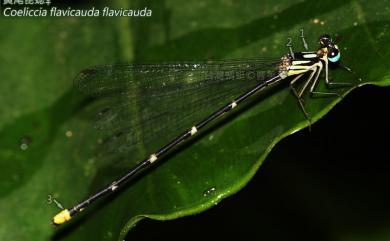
[328,48,340,63]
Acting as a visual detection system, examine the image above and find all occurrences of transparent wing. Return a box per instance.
[75,59,281,159]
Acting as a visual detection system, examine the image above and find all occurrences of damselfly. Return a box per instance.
[53,31,358,225]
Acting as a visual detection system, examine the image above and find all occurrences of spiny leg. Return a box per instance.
[298,65,318,98]
[290,73,311,121]
[310,61,341,98]
[295,65,322,131]
[324,58,353,87]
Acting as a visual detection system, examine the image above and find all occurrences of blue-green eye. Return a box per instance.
[328,52,340,63]
[328,46,340,63]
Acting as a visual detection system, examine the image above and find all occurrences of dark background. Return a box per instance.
[129,85,390,240]
[1,0,388,240]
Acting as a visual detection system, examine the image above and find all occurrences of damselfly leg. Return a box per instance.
[289,73,310,119]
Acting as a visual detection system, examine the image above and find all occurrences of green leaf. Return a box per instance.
[0,0,389,241]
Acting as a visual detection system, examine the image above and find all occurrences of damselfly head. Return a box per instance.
[319,34,340,63]
[319,34,333,47]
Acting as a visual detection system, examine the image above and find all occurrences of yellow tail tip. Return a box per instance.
[52,209,71,225]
